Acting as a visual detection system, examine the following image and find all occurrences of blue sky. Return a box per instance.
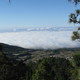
[0,0,79,30]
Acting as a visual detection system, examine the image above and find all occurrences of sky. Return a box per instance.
[0,0,79,30]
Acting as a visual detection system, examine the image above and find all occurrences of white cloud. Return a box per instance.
[0,31,80,49]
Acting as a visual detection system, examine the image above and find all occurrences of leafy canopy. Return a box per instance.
[68,0,80,40]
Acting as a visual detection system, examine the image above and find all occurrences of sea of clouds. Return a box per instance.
[0,30,80,49]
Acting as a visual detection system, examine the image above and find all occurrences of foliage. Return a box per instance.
[68,0,80,5]
[73,53,80,67]
[68,0,80,40]
[0,43,79,80]
[32,57,78,80]
[0,50,79,80]
[0,51,27,80]
[25,61,38,80]
[72,31,80,40]
[69,10,80,24]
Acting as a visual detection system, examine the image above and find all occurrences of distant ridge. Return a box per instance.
[0,43,80,62]
[0,26,78,33]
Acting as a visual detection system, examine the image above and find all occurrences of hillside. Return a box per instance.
[0,43,80,63]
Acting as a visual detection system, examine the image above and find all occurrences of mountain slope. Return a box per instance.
[0,43,80,63]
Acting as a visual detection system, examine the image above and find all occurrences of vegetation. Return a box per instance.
[32,57,78,80]
[72,30,80,40]
[0,51,78,80]
[69,10,80,24]
[0,43,80,80]
[68,0,80,40]
[73,53,80,67]
[68,0,80,5]
[0,52,27,80]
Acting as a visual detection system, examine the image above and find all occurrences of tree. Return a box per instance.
[32,57,78,80]
[71,30,80,40]
[69,10,80,24]
[68,0,80,40]
[73,53,80,67]
[68,0,80,5]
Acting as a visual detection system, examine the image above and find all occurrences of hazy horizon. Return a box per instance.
[0,29,79,49]
[0,26,78,32]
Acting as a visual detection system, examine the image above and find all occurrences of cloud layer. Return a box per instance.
[0,31,80,49]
